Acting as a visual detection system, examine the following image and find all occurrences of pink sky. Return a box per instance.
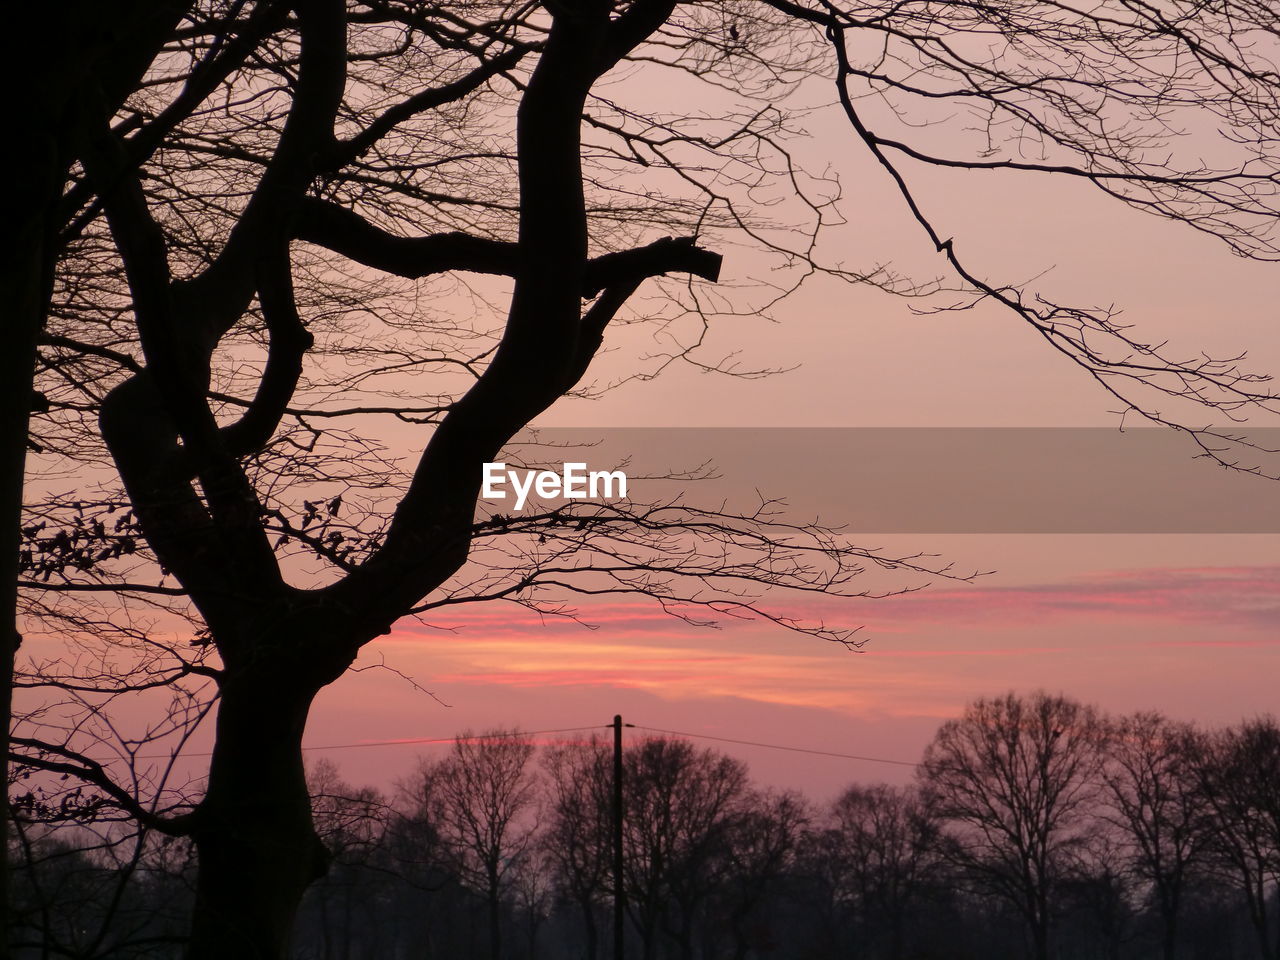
[295,146,1280,801]
[29,63,1280,807]
[303,541,1279,801]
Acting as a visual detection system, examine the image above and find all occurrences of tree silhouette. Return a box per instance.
[543,736,614,960]
[921,692,1105,960]
[408,731,540,960]
[820,783,940,960]
[2,2,201,941]
[1101,711,1209,960]
[621,737,750,960]
[303,758,388,960]
[715,788,807,960]
[15,698,1280,958]
[16,0,1280,955]
[1192,717,1280,960]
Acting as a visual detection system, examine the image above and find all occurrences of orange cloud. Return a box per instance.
[374,564,1279,723]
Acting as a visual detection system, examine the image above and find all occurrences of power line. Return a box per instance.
[141,725,609,760]
[632,724,920,768]
[302,724,608,753]
[303,722,920,769]
[142,721,920,770]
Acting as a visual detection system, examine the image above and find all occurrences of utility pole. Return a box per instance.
[613,714,628,960]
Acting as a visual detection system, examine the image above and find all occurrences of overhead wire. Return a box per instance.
[632,724,920,768]
[301,724,610,753]
[139,720,920,769]
[138,725,610,759]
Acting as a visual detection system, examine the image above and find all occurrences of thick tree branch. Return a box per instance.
[216,239,315,459]
[584,235,721,297]
[297,197,720,293]
[177,0,347,330]
[83,1,354,632]
[320,5,661,632]
[599,0,679,74]
[295,197,518,277]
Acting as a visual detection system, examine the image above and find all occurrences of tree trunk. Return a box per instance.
[526,903,540,960]
[0,190,50,960]
[1031,921,1050,960]
[1161,917,1177,960]
[3,76,76,953]
[1249,882,1276,960]
[5,0,194,945]
[489,875,502,960]
[186,676,329,960]
[580,897,598,960]
[730,905,750,960]
[889,910,905,960]
[678,915,694,960]
[640,918,657,960]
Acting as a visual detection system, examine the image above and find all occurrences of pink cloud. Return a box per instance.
[787,565,1280,631]
[365,564,1279,723]
[389,565,1280,645]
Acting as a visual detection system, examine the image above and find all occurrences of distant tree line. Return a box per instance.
[8,691,1280,960]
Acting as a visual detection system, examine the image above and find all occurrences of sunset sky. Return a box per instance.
[28,51,1280,810]
[301,153,1280,803]
[24,10,1280,957]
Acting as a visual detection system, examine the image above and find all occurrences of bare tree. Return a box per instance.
[21,3,932,951]
[1101,711,1209,960]
[410,730,540,960]
[819,783,940,960]
[1191,717,1280,960]
[543,736,613,960]
[622,737,750,960]
[716,788,808,960]
[1060,830,1138,960]
[920,692,1105,960]
[7,812,193,958]
[303,758,389,960]
[511,843,555,960]
[19,0,1280,954]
